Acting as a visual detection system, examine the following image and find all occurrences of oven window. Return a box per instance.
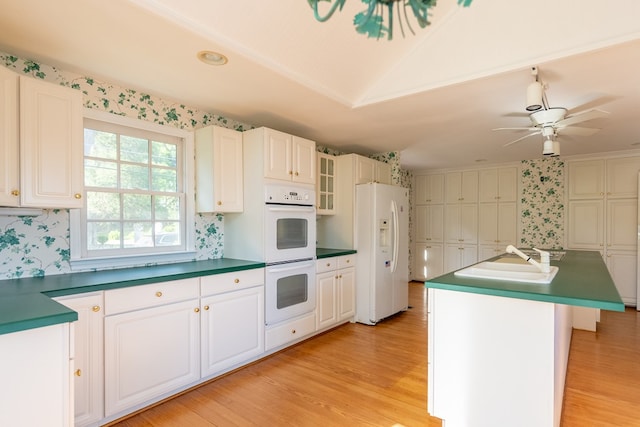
[276,274,308,309]
[276,218,308,250]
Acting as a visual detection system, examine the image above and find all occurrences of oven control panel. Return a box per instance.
[265,183,315,206]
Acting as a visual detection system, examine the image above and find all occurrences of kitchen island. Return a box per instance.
[425,250,624,427]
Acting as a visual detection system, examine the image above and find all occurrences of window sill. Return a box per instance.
[70,251,197,272]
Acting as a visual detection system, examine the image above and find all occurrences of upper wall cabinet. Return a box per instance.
[445,170,478,204]
[195,125,243,213]
[354,155,391,185]
[415,174,444,204]
[262,128,315,184]
[0,69,84,208]
[478,167,518,203]
[568,157,640,200]
[316,153,336,215]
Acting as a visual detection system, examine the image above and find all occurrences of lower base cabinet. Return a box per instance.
[413,243,444,280]
[316,254,356,330]
[104,298,201,417]
[54,292,104,427]
[444,244,477,272]
[265,312,316,351]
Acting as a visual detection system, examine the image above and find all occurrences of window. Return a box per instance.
[71,110,194,269]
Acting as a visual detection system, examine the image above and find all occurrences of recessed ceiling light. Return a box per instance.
[197,50,228,66]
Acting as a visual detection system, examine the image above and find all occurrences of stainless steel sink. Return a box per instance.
[454,261,559,284]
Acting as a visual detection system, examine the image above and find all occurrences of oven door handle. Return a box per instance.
[267,261,314,273]
[266,206,315,213]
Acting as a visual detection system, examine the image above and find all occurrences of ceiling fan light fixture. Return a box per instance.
[542,137,554,156]
[526,81,544,111]
[551,140,561,157]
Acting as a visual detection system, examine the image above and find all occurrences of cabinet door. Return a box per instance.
[20,76,83,208]
[606,157,640,199]
[445,172,462,203]
[376,161,392,185]
[54,293,104,427]
[317,153,336,214]
[567,200,605,249]
[416,174,445,204]
[607,199,638,250]
[416,204,444,242]
[195,126,243,213]
[414,243,444,280]
[316,271,337,329]
[201,286,264,378]
[104,299,200,416]
[0,67,19,207]
[338,267,356,321]
[606,250,637,305]
[444,244,476,272]
[479,245,501,261]
[445,171,478,203]
[478,204,498,246]
[568,159,605,199]
[263,128,292,181]
[292,136,315,184]
[445,204,476,244]
[498,167,518,202]
[497,202,517,246]
[355,156,376,184]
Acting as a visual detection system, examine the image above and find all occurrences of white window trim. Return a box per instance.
[70,108,196,271]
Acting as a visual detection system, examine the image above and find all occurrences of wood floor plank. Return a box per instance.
[111,282,640,427]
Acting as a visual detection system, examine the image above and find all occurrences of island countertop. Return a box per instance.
[0,258,266,336]
[425,250,625,312]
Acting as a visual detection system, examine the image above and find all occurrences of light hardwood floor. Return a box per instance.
[112,282,640,427]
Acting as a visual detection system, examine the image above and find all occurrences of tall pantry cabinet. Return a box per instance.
[413,174,445,280]
[478,167,518,260]
[443,171,478,272]
[567,157,640,305]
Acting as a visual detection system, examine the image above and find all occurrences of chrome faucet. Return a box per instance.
[505,245,551,273]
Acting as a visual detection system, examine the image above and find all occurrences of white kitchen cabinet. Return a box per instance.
[244,127,315,184]
[355,155,391,185]
[413,242,444,280]
[478,202,517,248]
[54,292,104,427]
[316,153,336,214]
[0,323,72,427]
[0,70,83,208]
[444,243,477,272]
[479,167,518,203]
[316,254,356,330]
[0,67,19,207]
[200,269,265,378]
[444,204,477,245]
[104,279,200,417]
[195,125,243,213]
[567,156,640,306]
[415,204,444,243]
[445,170,478,203]
[415,174,444,204]
[265,311,316,351]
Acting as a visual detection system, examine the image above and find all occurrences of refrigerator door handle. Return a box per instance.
[391,200,399,273]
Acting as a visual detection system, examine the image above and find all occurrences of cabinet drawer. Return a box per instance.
[338,254,356,269]
[200,268,264,296]
[316,258,338,273]
[265,312,316,351]
[104,278,199,315]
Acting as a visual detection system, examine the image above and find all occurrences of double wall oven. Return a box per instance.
[263,183,316,326]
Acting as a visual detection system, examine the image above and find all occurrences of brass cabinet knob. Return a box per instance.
[291,329,296,334]
[289,170,293,175]
[75,369,82,377]
[155,291,163,297]
[92,305,100,312]
[11,190,19,196]
[217,201,222,206]
[234,278,240,284]
[345,259,350,263]
[74,193,82,199]
[204,305,210,311]
[295,171,299,176]
[194,307,200,313]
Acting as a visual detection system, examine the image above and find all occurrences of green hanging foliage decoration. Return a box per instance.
[308,0,473,40]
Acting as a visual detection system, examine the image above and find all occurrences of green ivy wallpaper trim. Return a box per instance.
[519,158,565,249]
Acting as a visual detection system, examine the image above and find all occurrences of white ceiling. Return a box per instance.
[2,0,640,170]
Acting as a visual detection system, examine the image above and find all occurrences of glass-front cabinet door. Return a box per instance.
[316,153,336,215]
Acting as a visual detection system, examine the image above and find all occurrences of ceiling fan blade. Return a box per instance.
[566,95,617,115]
[557,126,600,136]
[492,127,538,132]
[555,109,609,127]
[503,131,541,147]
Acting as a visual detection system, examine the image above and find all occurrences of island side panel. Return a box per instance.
[428,288,563,427]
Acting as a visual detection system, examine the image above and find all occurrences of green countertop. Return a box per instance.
[425,250,625,312]
[316,248,357,259]
[0,258,265,336]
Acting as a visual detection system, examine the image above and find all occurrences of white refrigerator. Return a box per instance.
[355,182,409,325]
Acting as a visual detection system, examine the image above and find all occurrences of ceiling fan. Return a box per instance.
[494,67,610,156]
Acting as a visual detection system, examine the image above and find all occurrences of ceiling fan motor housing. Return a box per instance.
[529,107,567,126]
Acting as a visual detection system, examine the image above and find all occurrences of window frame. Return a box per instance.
[70,108,195,270]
